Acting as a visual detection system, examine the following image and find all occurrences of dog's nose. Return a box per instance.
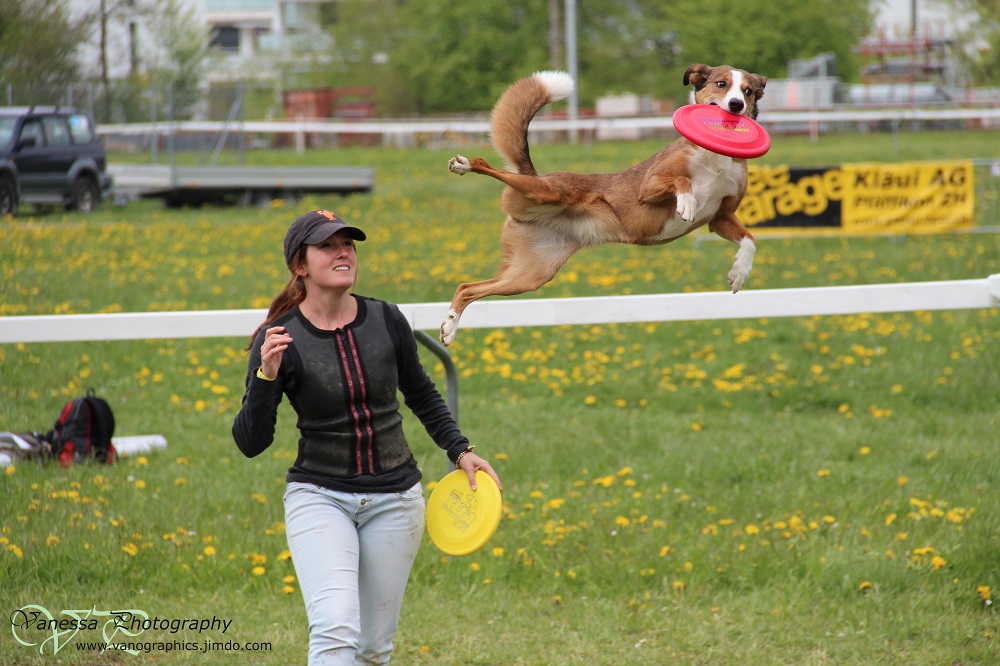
[728,98,745,114]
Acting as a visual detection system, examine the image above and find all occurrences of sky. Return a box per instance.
[874,0,970,39]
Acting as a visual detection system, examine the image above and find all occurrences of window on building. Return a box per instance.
[210,26,240,52]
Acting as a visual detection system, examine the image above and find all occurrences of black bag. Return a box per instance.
[47,389,117,466]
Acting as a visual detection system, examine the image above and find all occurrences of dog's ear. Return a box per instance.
[748,74,768,100]
[683,64,713,89]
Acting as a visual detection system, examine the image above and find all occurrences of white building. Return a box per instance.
[67,0,335,83]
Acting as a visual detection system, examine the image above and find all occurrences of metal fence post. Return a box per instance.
[413,330,459,424]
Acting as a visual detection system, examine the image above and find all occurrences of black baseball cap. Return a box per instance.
[283,210,366,267]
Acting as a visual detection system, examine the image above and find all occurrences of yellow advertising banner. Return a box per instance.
[840,162,974,233]
[739,161,975,234]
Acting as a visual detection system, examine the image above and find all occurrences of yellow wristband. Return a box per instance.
[256,367,276,381]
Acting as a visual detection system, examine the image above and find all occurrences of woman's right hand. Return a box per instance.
[259,326,293,379]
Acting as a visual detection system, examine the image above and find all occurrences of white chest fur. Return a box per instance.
[688,149,740,211]
[651,148,741,241]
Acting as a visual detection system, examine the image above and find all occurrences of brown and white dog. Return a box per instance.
[440,64,767,346]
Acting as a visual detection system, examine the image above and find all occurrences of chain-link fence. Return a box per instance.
[1,80,283,125]
[975,160,1000,227]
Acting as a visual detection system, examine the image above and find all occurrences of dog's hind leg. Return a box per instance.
[449,156,566,205]
[440,220,579,346]
[708,208,756,293]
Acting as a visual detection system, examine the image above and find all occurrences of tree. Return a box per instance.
[0,0,87,104]
[576,0,875,99]
[325,0,550,114]
[315,0,878,115]
[141,0,209,119]
[938,0,1000,83]
[84,0,208,121]
[392,1,550,113]
[318,0,412,115]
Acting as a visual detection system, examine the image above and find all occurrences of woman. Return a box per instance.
[233,209,501,665]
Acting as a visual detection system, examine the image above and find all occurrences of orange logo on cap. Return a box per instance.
[317,210,337,219]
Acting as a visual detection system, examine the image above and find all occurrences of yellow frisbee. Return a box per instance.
[425,469,502,556]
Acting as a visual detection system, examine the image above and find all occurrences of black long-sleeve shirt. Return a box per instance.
[232,296,469,493]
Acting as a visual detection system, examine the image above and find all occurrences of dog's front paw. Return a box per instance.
[728,238,756,293]
[728,265,750,293]
[676,193,697,222]
[440,310,461,346]
[448,155,471,175]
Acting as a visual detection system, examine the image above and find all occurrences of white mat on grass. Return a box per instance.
[0,433,167,466]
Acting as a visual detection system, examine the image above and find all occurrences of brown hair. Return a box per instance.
[245,247,307,351]
[243,241,362,351]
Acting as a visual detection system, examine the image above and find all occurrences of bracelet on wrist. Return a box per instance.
[256,367,276,381]
[454,445,475,468]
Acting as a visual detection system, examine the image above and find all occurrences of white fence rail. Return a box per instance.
[97,108,1000,141]
[1,276,998,345]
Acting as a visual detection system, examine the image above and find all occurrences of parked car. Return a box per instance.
[0,106,113,215]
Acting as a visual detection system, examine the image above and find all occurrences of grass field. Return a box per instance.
[1,127,999,664]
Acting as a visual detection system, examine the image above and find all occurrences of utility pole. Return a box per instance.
[549,0,562,69]
[565,0,578,144]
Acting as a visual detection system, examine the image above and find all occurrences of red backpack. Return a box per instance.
[47,389,117,466]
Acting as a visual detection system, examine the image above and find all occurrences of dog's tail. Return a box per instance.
[490,71,574,176]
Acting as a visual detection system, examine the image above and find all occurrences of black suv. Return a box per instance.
[0,106,113,215]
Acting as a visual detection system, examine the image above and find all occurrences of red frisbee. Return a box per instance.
[672,104,770,158]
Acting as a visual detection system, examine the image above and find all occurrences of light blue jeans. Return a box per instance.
[283,481,426,666]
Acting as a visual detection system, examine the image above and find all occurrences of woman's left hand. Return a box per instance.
[458,452,502,493]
